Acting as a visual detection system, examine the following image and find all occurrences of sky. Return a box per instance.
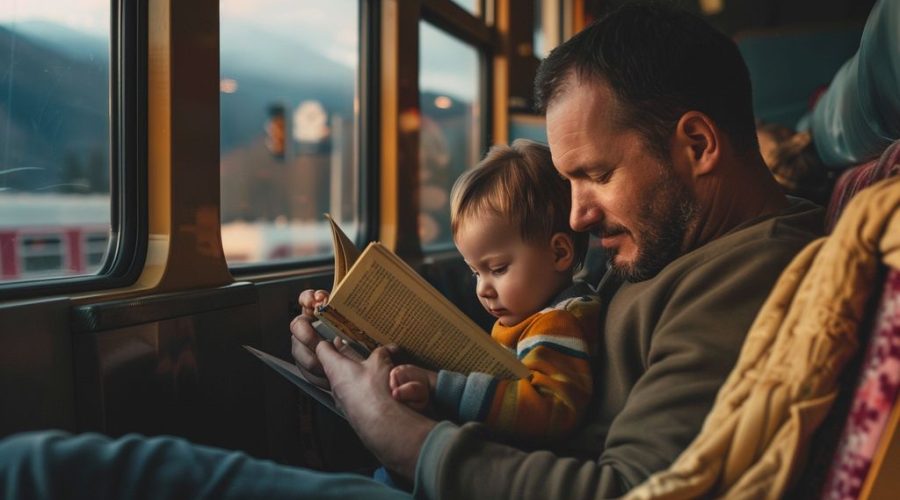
[220,0,358,68]
[0,0,109,34]
[420,21,480,101]
[0,0,479,100]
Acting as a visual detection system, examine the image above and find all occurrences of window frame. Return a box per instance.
[224,0,499,273]
[0,0,148,299]
[224,0,377,277]
[419,0,494,255]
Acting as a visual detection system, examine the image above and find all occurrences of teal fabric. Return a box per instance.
[738,27,862,128]
[810,0,900,168]
[509,115,548,143]
[0,431,411,500]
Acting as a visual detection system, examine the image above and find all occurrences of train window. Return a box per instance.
[84,232,109,268]
[220,0,360,267]
[0,0,113,285]
[419,21,483,249]
[533,0,576,62]
[19,234,65,276]
[450,0,480,17]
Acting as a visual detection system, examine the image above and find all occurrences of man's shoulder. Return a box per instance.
[743,197,825,243]
[702,197,824,260]
[613,198,824,315]
[665,197,824,280]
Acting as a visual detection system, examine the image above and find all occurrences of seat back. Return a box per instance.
[825,140,900,232]
[820,270,900,499]
[799,139,900,499]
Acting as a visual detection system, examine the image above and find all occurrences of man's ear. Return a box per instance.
[672,111,720,177]
[549,233,575,271]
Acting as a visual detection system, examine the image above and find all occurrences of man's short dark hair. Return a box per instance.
[535,3,759,160]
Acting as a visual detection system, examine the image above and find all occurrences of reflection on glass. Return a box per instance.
[534,0,563,60]
[0,0,112,283]
[534,0,545,58]
[419,22,482,249]
[220,0,359,266]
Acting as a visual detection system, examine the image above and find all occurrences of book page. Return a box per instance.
[325,214,361,289]
[327,244,529,379]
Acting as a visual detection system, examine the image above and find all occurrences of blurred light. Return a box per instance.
[434,96,452,109]
[266,104,286,158]
[220,78,239,93]
[699,0,724,15]
[293,100,330,143]
[399,109,421,133]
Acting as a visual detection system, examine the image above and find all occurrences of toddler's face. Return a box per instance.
[455,215,569,326]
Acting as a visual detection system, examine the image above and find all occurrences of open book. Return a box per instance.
[313,215,529,379]
[243,345,345,420]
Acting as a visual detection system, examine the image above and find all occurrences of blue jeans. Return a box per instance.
[373,465,414,491]
[0,431,412,500]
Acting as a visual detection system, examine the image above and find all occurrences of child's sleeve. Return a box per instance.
[432,310,594,440]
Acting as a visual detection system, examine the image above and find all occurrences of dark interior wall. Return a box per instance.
[0,298,75,437]
[509,0,880,130]
[508,0,877,114]
[587,0,876,36]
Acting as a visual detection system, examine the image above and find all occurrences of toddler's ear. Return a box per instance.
[550,233,575,271]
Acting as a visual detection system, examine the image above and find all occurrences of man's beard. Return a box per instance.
[605,168,699,283]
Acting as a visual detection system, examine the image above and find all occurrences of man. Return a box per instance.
[291,4,823,498]
[0,4,823,499]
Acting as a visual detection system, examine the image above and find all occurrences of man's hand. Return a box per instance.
[317,341,437,479]
[290,289,330,388]
[390,365,437,412]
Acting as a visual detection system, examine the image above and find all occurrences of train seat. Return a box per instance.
[825,140,900,232]
[778,139,900,499]
[804,139,900,499]
[814,272,900,498]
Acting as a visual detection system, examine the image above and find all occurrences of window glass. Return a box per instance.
[21,234,64,275]
[84,232,109,267]
[451,0,479,16]
[0,0,112,283]
[419,22,482,249]
[533,0,563,60]
[534,0,546,58]
[220,0,359,266]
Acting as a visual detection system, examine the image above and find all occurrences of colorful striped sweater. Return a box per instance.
[434,281,603,442]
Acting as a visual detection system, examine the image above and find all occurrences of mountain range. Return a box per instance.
[0,24,108,192]
[0,20,357,193]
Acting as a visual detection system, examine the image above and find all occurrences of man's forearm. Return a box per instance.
[414,422,628,500]
[317,342,437,479]
[361,400,437,478]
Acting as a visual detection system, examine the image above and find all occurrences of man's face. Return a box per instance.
[546,79,698,282]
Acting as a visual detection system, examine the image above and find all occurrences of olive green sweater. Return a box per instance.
[413,199,824,500]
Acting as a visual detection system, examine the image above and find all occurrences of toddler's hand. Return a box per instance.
[298,289,330,318]
[389,365,437,412]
